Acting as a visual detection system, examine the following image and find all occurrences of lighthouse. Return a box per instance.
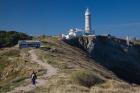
[85,8,91,34]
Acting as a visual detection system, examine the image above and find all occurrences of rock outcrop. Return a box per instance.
[64,35,140,84]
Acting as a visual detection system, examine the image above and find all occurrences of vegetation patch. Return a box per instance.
[0,57,9,71]
[0,49,20,57]
[71,69,105,88]
[96,80,114,89]
[0,30,32,48]
[12,77,28,83]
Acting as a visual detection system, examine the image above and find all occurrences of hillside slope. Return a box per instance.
[64,35,140,85]
[0,48,45,93]
[0,36,140,93]
[31,36,140,93]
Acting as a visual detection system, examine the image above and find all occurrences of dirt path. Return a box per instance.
[7,49,57,93]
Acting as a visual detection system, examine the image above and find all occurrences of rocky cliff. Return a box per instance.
[64,35,140,85]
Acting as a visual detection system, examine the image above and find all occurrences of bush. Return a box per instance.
[0,31,32,48]
[71,69,105,87]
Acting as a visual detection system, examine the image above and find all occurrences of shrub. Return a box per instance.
[0,31,32,48]
[71,69,105,87]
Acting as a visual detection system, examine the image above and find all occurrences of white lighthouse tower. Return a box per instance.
[85,8,91,34]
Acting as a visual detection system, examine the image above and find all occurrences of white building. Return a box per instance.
[62,8,95,39]
[62,28,83,39]
[69,28,83,37]
[126,36,130,46]
[85,8,92,34]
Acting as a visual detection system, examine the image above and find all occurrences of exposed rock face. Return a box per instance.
[64,36,140,84]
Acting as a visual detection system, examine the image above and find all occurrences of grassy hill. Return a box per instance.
[0,35,140,93]
[30,36,140,93]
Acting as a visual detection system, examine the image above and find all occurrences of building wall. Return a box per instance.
[85,15,91,33]
[19,41,41,48]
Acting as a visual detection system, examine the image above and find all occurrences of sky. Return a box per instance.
[0,0,140,39]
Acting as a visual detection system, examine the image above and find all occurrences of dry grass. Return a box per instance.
[90,80,140,93]
[0,48,45,93]
[71,69,105,87]
[1,36,140,93]
[134,40,140,45]
[31,36,140,93]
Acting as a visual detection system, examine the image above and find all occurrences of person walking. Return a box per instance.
[31,71,37,87]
